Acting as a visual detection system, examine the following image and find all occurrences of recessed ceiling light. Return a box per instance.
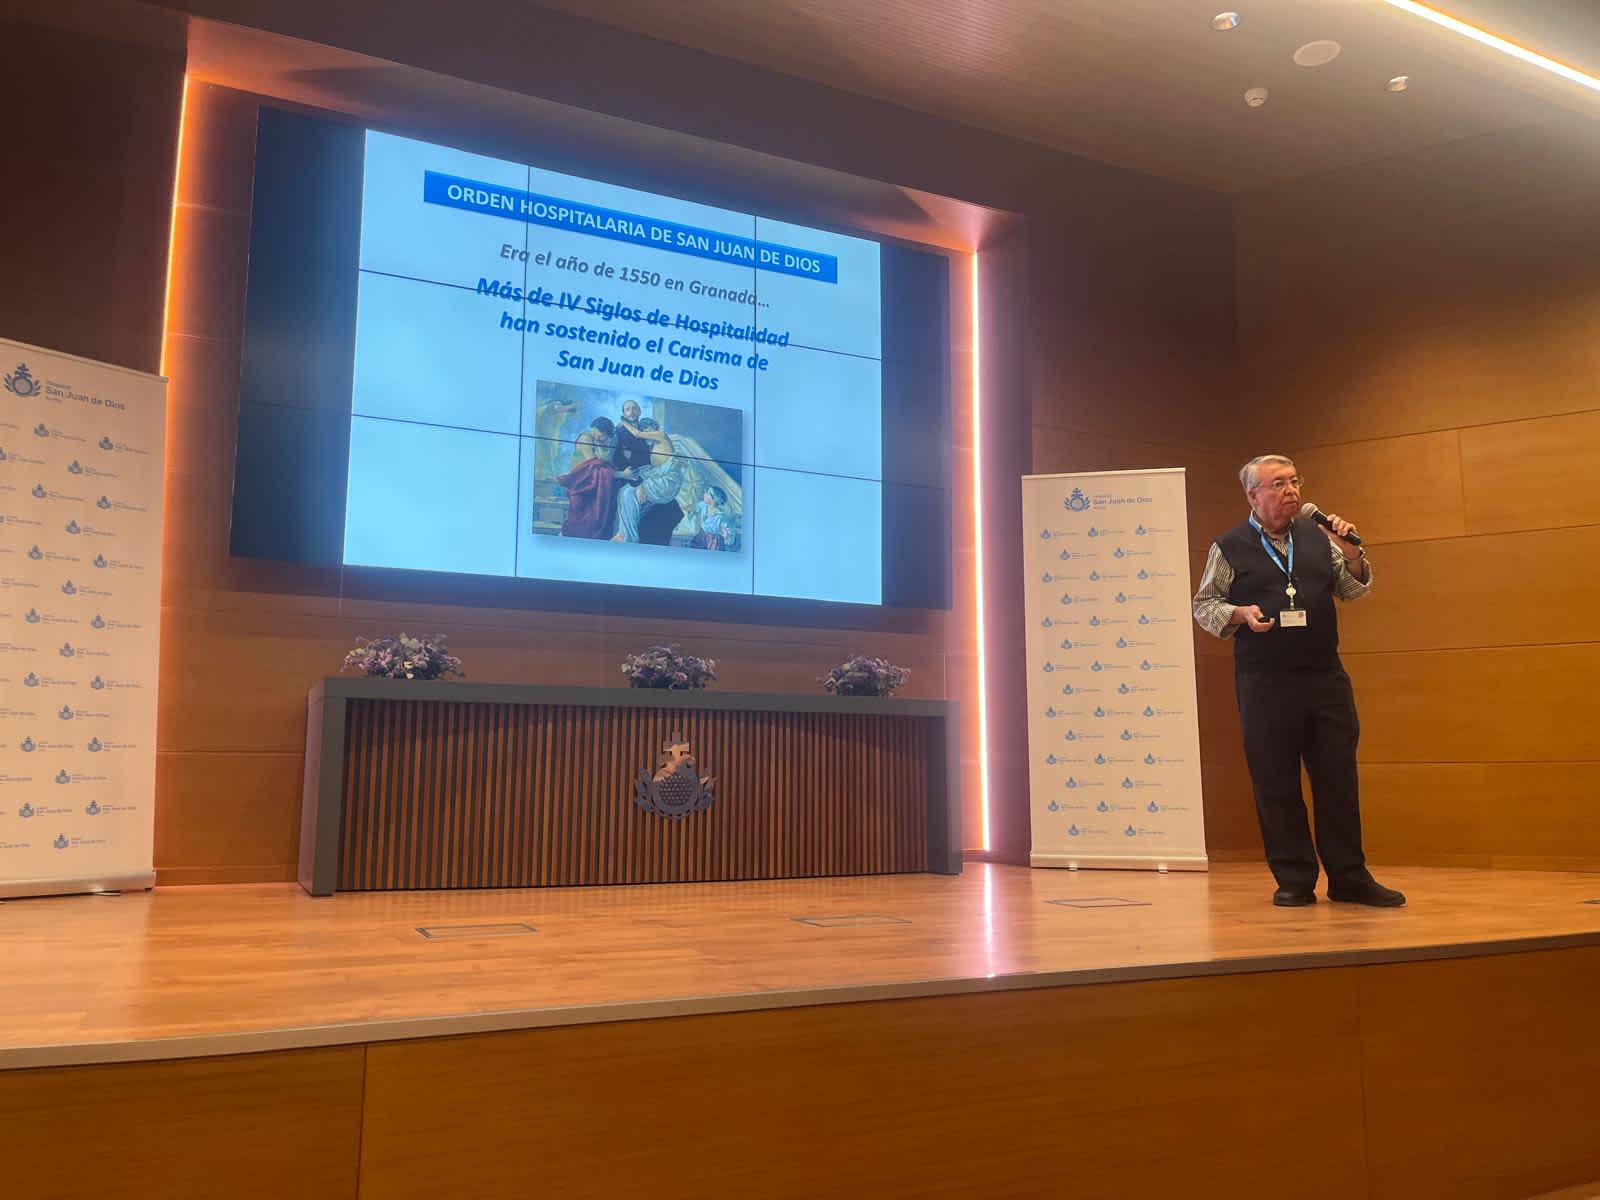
[1387,74,1411,91]
[1381,0,1600,96]
[1293,40,1343,67]
[1244,87,1269,107]
[1211,12,1241,31]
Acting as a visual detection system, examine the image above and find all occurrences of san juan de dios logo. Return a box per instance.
[5,363,42,398]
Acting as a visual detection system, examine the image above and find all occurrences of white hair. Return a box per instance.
[1239,454,1295,493]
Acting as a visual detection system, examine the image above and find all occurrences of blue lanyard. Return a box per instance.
[1252,517,1294,581]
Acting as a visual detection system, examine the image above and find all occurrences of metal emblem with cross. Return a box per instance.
[634,730,716,820]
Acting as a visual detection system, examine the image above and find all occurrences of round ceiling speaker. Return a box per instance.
[1293,40,1343,67]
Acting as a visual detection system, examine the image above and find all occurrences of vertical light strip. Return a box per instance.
[1381,1,1600,94]
[970,252,991,853]
[159,75,191,379]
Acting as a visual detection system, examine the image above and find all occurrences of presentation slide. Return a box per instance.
[343,130,885,604]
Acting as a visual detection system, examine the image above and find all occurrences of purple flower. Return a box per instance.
[620,644,716,690]
[341,633,463,680]
[822,655,909,697]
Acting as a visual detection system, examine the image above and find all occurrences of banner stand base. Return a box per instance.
[1030,853,1208,872]
[0,871,156,902]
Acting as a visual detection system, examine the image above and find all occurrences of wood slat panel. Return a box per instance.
[338,700,930,889]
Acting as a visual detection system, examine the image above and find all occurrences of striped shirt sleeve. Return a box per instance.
[1192,543,1238,639]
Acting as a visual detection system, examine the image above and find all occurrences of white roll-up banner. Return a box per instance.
[1,338,166,898]
[1022,469,1208,871]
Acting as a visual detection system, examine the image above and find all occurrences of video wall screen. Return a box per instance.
[233,110,951,611]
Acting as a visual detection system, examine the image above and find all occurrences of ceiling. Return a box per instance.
[527,0,1600,194]
[179,18,1018,253]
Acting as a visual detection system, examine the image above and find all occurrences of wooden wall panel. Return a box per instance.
[160,607,358,754]
[1482,762,1600,871]
[1357,764,1495,869]
[1460,410,1600,534]
[1235,120,1600,872]
[165,201,251,343]
[7,946,1596,1197]
[978,226,1042,862]
[154,751,305,884]
[0,1047,365,1200]
[1288,430,1467,546]
[26,5,1242,877]
[1239,290,1600,450]
[358,972,1369,1200]
[1189,549,1231,660]
[1200,752,1263,862]
[1347,645,1600,765]
[1030,424,1246,556]
[1027,190,1240,456]
[0,18,183,375]
[1235,124,1600,446]
[149,79,994,881]
[338,700,930,888]
[1338,527,1600,655]
[1359,948,1600,1200]
[946,261,984,852]
[1027,374,1254,862]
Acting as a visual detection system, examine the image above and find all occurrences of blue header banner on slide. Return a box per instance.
[422,171,839,283]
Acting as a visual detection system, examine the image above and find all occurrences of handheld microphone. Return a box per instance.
[1299,502,1362,547]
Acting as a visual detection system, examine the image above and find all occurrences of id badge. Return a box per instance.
[1278,609,1308,629]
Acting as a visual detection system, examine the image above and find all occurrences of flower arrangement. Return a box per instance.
[341,633,463,680]
[620,644,717,690]
[821,655,910,697]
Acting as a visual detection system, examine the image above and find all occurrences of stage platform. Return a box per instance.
[4,863,1599,1198]
[2,862,1598,1068]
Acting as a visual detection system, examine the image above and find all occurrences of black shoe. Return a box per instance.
[1273,887,1317,907]
[1328,879,1406,908]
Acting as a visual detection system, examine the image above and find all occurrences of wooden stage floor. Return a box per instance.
[4,861,1598,1070]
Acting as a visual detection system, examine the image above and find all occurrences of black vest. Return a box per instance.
[1219,517,1341,671]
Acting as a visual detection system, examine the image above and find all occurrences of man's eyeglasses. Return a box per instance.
[1251,476,1302,493]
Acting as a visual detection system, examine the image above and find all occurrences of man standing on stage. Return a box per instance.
[1192,454,1406,908]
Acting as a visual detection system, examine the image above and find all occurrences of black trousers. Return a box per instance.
[1234,664,1370,892]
